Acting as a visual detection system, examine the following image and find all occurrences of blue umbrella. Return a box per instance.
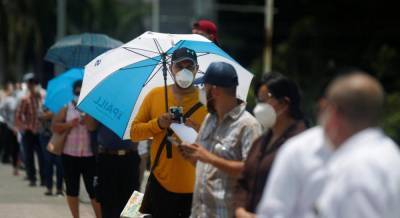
[77,32,254,139]
[45,33,123,68]
[44,68,84,113]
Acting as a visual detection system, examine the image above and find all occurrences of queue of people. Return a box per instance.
[0,78,141,218]
[129,47,400,218]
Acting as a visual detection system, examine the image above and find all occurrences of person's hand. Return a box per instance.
[69,118,80,128]
[178,144,197,165]
[157,113,173,129]
[183,143,214,164]
[235,207,256,218]
[185,118,201,131]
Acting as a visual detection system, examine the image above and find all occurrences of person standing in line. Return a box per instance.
[52,80,101,218]
[181,62,262,218]
[0,82,20,175]
[39,106,64,196]
[15,74,46,186]
[257,71,400,218]
[89,122,140,218]
[234,73,307,218]
[192,19,219,46]
[312,72,400,218]
[130,47,207,218]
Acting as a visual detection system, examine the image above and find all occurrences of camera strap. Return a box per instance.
[151,102,203,171]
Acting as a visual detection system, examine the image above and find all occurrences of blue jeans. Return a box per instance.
[40,134,63,191]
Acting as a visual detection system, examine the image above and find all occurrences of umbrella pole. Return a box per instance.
[161,53,173,159]
[161,53,169,112]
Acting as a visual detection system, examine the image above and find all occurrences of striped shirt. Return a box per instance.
[15,93,42,133]
[63,103,93,157]
[191,102,262,218]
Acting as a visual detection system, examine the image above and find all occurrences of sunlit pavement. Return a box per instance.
[0,163,95,218]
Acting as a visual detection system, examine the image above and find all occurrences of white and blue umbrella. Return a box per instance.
[77,31,254,139]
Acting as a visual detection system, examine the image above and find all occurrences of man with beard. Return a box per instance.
[181,62,262,218]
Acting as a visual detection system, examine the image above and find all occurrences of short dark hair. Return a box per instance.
[72,80,82,92]
[258,72,304,120]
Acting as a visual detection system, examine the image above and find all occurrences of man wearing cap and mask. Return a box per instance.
[180,62,262,218]
[15,73,46,187]
[130,47,207,218]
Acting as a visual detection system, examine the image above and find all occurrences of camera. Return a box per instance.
[170,106,185,123]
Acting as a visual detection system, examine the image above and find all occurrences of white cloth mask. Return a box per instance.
[253,103,277,129]
[175,69,194,89]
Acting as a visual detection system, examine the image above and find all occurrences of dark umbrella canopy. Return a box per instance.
[45,33,123,68]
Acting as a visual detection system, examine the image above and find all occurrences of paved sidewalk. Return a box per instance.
[0,163,95,218]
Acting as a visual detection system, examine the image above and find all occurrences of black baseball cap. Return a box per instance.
[171,47,197,64]
[195,62,238,87]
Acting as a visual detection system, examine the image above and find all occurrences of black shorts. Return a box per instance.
[96,151,140,218]
[142,174,193,218]
[62,154,96,198]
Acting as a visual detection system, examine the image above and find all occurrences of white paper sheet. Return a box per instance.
[170,123,198,144]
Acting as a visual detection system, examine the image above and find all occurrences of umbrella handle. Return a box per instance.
[161,53,173,159]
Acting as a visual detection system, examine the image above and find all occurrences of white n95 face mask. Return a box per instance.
[175,68,194,89]
[253,103,277,129]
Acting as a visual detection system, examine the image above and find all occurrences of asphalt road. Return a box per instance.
[0,163,95,218]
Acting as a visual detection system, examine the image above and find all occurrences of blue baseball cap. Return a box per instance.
[195,62,238,87]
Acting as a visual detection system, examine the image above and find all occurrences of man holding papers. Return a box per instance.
[130,47,207,218]
[181,62,262,218]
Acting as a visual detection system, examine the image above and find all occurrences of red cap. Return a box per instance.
[193,19,218,44]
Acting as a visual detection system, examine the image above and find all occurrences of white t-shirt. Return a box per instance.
[257,126,332,218]
[257,127,400,218]
[314,128,400,218]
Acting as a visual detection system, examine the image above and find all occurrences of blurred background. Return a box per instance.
[0,0,399,142]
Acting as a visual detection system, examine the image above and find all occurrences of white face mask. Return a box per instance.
[175,68,194,89]
[253,103,277,129]
[34,85,41,93]
[198,87,207,106]
[73,95,79,103]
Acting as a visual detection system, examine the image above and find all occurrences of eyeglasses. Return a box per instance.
[257,92,274,103]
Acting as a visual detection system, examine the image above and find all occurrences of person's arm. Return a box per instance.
[233,139,260,210]
[51,107,77,133]
[14,99,26,131]
[256,141,302,218]
[82,114,98,131]
[39,110,53,121]
[235,207,256,218]
[183,143,244,177]
[130,90,167,142]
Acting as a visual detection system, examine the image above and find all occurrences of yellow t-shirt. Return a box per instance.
[131,85,207,193]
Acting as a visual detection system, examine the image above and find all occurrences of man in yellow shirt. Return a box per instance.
[130,47,207,218]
